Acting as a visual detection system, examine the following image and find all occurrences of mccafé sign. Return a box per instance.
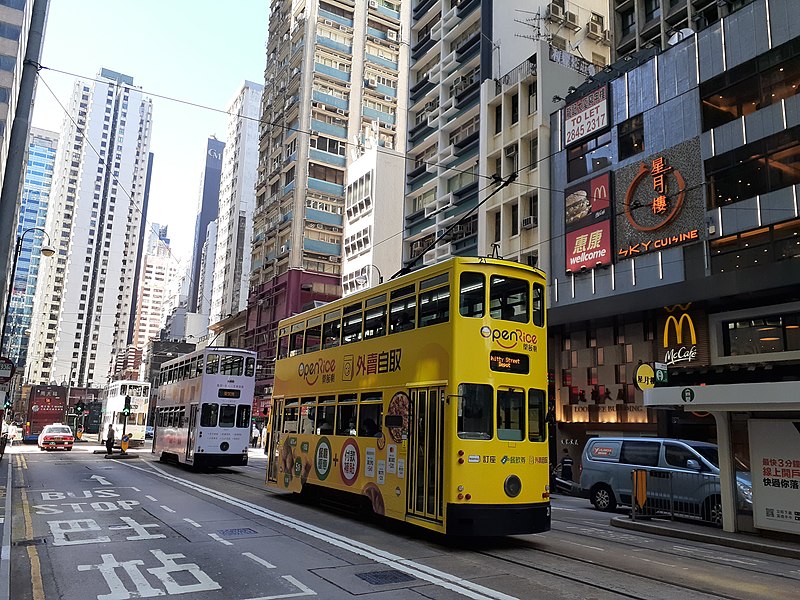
[659,304,708,367]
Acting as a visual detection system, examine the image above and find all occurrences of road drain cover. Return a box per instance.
[356,570,415,585]
[217,528,257,537]
[14,538,46,547]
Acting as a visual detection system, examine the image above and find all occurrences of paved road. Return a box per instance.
[5,444,800,599]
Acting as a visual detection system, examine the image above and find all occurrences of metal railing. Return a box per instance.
[629,469,722,525]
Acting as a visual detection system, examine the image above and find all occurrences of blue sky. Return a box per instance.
[32,0,268,262]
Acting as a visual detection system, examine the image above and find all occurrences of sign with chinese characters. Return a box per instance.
[615,138,704,260]
[748,419,800,535]
[566,220,612,272]
[633,363,655,391]
[564,85,608,146]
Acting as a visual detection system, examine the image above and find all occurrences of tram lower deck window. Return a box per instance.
[457,383,492,440]
[200,403,219,427]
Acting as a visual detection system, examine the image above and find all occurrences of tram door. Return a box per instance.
[266,398,284,484]
[186,404,198,461]
[407,387,445,523]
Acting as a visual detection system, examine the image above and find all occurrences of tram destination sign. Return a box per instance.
[218,389,241,399]
[489,351,529,374]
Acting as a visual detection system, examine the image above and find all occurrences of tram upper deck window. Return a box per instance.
[245,357,255,377]
[305,317,322,353]
[220,355,244,376]
[322,311,341,349]
[206,354,219,374]
[490,276,529,323]
[528,389,546,442]
[418,274,450,327]
[389,286,416,334]
[277,329,289,359]
[236,405,251,428]
[200,403,219,427]
[219,404,236,427]
[532,283,545,327]
[342,302,363,345]
[457,383,493,440]
[363,294,387,339]
[497,388,525,441]
[289,323,305,357]
[459,272,485,318]
[196,355,204,375]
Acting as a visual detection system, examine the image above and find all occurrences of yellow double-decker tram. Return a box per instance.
[265,256,550,536]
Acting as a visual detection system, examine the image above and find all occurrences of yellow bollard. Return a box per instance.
[120,434,129,453]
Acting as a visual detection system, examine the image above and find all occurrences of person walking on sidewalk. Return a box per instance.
[560,448,574,482]
[105,424,115,455]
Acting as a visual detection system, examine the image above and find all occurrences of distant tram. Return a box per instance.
[266,257,551,536]
[154,347,256,469]
[98,380,150,447]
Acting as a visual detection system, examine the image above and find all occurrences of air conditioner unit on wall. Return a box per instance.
[387,30,397,41]
[587,21,603,40]
[565,12,580,30]
[369,0,378,7]
[547,3,564,21]
[522,216,537,229]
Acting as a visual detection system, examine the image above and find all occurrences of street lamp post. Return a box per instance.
[354,264,384,288]
[1,227,55,358]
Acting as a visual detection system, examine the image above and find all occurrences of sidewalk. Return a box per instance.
[611,515,800,560]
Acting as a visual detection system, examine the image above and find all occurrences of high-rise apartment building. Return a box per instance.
[131,226,178,357]
[247,0,410,402]
[27,68,153,387]
[405,0,609,271]
[6,127,57,370]
[197,219,217,316]
[188,137,224,313]
[209,81,262,326]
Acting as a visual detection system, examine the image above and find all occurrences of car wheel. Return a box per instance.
[703,495,723,526]
[66,447,73,451]
[591,484,617,512]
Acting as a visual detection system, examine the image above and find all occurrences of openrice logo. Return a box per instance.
[480,326,537,350]
[298,358,336,385]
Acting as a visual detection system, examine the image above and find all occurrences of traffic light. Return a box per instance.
[74,401,85,414]
[3,397,11,410]
[122,395,131,416]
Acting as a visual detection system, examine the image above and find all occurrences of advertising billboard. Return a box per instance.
[749,419,800,535]
[565,172,613,272]
[657,303,710,367]
[614,138,704,260]
[564,85,608,146]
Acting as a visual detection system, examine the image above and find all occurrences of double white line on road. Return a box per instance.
[124,461,519,600]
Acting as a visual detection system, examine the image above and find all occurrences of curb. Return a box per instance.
[611,516,800,560]
[0,459,11,600]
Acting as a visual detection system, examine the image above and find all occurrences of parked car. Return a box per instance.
[37,423,74,451]
[145,425,154,439]
[579,437,752,524]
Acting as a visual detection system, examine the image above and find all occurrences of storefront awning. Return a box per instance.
[644,381,800,412]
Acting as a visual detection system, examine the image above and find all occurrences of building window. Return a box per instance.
[528,81,537,114]
[618,114,644,160]
[710,219,800,275]
[567,131,612,181]
[494,211,501,242]
[621,9,635,36]
[494,104,502,134]
[511,203,519,236]
[721,310,800,356]
[644,0,661,22]
[551,36,566,51]
[510,93,519,124]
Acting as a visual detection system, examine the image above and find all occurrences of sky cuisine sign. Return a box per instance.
[565,172,612,272]
[614,138,704,260]
[564,85,608,146]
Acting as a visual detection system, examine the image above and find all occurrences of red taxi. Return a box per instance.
[37,424,74,451]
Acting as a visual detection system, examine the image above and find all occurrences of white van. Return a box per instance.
[580,437,752,524]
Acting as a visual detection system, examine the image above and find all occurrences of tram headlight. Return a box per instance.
[504,475,522,498]
[220,442,229,451]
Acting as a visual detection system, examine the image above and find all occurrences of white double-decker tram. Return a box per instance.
[154,347,256,468]
[98,380,151,447]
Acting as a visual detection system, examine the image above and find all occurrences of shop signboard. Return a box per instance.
[564,172,613,272]
[748,419,800,535]
[614,138,704,260]
[658,303,710,367]
[564,85,608,146]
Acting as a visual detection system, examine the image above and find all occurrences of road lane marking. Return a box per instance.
[551,507,577,511]
[146,495,158,501]
[243,552,276,569]
[209,533,233,546]
[89,475,111,486]
[633,556,677,568]
[558,538,604,552]
[160,505,176,513]
[243,575,317,599]
[21,488,45,600]
[127,461,520,600]
[183,518,202,528]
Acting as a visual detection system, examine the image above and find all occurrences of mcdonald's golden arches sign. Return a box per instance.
[658,304,709,367]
